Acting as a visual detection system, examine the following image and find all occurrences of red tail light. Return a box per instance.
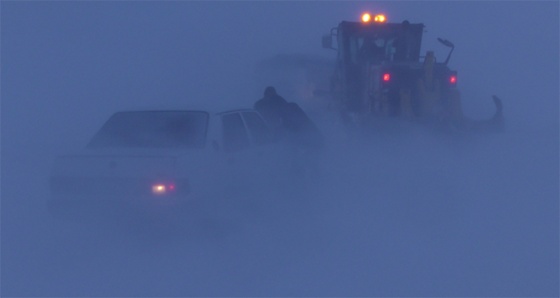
[449,75,457,84]
[382,73,391,82]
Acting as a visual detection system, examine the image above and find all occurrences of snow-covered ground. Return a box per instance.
[2,122,558,296]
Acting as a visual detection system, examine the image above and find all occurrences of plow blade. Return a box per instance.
[454,93,504,133]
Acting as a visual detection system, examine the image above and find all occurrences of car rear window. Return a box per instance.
[87,111,208,149]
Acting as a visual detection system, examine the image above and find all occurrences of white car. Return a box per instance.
[48,107,294,222]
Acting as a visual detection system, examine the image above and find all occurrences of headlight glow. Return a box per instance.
[152,184,167,195]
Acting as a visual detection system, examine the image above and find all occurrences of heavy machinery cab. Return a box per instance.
[324,15,459,118]
[336,20,424,64]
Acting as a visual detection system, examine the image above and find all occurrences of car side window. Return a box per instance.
[242,111,273,145]
[221,113,250,152]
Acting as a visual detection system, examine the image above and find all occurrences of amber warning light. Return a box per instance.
[374,14,386,23]
[361,13,371,23]
[362,13,387,23]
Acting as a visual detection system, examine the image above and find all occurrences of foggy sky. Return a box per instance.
[3,1,558,150]
[2,1,558,297]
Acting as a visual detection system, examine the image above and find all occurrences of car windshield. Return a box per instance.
[87,111,209,149]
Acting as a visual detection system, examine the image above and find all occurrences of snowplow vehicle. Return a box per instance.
[321,13,504,133]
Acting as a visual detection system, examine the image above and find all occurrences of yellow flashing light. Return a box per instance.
[361,13,372,23]
[361,12,387,23]
[374,14,387,23]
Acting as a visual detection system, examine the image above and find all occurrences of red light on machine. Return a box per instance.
[449,75,457,84]
[382,73,391,82]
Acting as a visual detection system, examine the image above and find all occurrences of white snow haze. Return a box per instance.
[2,1,558,296]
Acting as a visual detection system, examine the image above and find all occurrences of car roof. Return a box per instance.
[111,103,255,116]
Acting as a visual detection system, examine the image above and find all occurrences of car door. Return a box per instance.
[241,110,280,170]
[219,111,258,190]
[221,109,292,190]
[241,110,274,147]
[240,110,293,188]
